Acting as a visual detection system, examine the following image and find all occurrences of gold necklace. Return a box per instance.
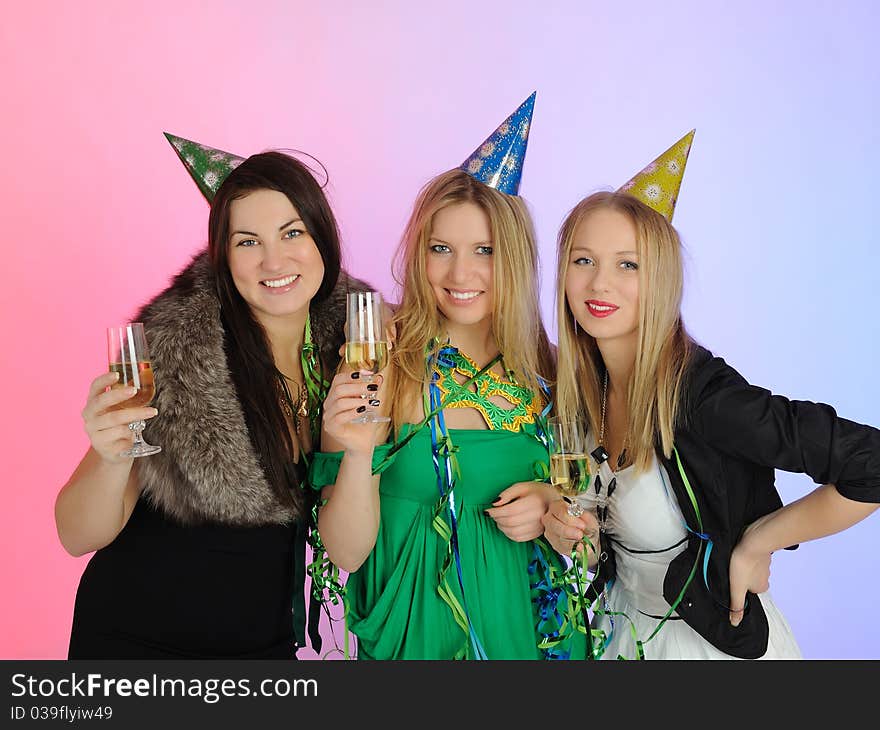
[278,375,309,420]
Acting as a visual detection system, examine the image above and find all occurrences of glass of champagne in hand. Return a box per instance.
[107,323,161,457]
[547,417,590,516]
[346,291,391,424]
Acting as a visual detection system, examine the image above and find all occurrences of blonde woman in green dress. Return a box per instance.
[312,168,585,659]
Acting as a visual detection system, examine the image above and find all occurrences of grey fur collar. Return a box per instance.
[133,249,366,527]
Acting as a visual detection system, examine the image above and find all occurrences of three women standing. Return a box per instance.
[59,113,880,662]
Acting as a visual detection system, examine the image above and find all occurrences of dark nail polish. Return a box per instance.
[367,383,379,392]
[368,399,380,407]
[350,372,360,380]
[356,405,366,413]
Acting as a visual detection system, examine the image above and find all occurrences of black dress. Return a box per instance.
[68,498,303,659]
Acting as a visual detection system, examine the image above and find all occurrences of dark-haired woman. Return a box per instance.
[56,150,367,658]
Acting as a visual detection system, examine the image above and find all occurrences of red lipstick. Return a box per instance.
[586,299,619,318]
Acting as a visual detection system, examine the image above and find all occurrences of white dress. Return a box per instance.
[572,449,802,660]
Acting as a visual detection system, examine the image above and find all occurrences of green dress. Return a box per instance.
[310,421,586,660]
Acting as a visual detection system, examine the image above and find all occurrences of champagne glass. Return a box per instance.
[345,291,391,424]
[107,323,162,457]
[547,417,590,516]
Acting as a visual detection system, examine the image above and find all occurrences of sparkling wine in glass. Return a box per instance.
[107,323,161,457]
[346,291,391,424]
[547,417,590,516]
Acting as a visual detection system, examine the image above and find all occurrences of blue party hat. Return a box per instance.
[458,92,536,195]
[164,132,246,202]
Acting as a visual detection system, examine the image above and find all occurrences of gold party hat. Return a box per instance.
[617,130,695,221]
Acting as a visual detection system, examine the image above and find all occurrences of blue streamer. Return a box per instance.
[527,542,572,659]
[658,463,714,593]
[428,347,488,660]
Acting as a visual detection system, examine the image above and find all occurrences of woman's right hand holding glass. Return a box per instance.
[81,372,159,463]
[321,370,387,456]
[542,499,601,560]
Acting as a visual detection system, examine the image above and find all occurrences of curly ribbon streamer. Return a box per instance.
[635,447,709,646]
[306,499,345,605]
[525,375,593,659]
[300,315,331,450]
[428,354,489,659]
[560,445,710,659]
[426,344,577,659]
[277,315,331,467]
[284,315,347,656]
[528,538,584,659]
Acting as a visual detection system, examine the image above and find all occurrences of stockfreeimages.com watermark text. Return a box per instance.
[11,672,317,705]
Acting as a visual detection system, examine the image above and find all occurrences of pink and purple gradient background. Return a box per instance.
[1,1,877,659]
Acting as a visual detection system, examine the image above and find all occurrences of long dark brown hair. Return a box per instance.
[207,151,341,514]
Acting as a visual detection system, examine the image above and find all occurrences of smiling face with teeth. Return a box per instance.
[227,188,325,327]
[425,201,495,333]
[564,207,641,350]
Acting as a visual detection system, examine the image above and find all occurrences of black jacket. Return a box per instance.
[616,345,880,658]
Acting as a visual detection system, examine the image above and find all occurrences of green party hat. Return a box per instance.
[164,132,245,201]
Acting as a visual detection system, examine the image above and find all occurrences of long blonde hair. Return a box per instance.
[389,169,554,427]
[555,191,693,471]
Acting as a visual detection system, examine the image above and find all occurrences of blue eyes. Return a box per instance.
[571,256,638,271]
[429,244,493,255]
[235,229,305,247]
